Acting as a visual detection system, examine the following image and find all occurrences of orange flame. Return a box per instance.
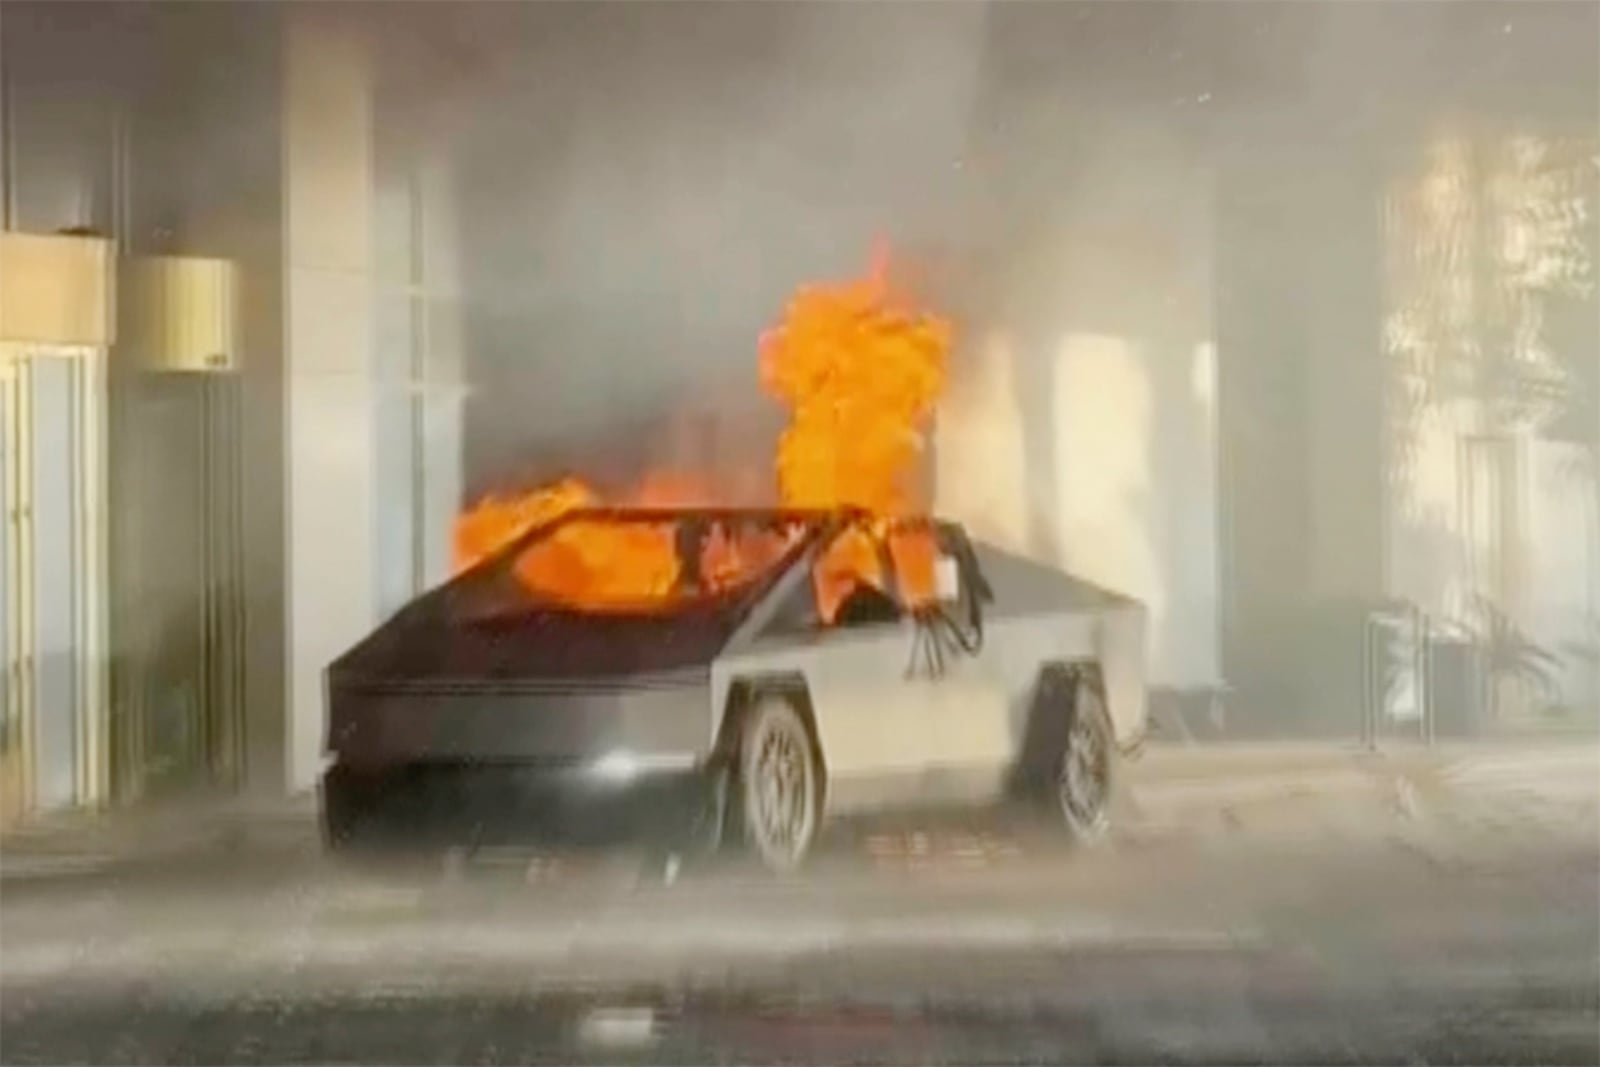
[700,522,800,593]
[451,246,952,618]
[761,247,951,617]
[760,247,951,514]
[886,524,940,609]
[514,519,681,608]
[812,524,886,624]
[451,476,596,574]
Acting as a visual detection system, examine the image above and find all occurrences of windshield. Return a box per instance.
[506,514,805,613]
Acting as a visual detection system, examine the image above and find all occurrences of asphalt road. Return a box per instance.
[3,799,1597,1064]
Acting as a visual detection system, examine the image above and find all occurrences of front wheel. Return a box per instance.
[1056,673,1115,844]
[321,762,386,852]
[739,696,821,872]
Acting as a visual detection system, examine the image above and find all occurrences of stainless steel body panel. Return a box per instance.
[970,543,1149,746]
[709,540,1149,816]
[715,621,991,813]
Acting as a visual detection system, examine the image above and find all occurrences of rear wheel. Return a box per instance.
[1056,673,1115,844]
[321,763,387,852]
[739,696,820,871]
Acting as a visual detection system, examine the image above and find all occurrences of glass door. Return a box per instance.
[0,345,109,820]
[107,371,244,801]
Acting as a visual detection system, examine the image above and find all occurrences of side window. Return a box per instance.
[813,525,899,627]
[814,522,948,628]
[762,522,966,635]
[829,577,902,627]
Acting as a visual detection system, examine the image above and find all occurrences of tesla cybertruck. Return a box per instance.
[322,509,1147,869]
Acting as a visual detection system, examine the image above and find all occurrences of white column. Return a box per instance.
[417,157,464,588]
[282,12,375,792]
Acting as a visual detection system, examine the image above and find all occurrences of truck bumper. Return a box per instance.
[321,757,714,850]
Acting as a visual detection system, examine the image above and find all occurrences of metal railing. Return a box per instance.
[1361,601,1436,749]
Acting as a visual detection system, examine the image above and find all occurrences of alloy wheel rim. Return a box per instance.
[754,723,809,857]
[1058,710,1108,828]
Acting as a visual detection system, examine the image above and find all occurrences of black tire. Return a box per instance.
[321,763,383,852]
[739,696,821,872]
[684,765,729,857]
[1056,671,1116,844]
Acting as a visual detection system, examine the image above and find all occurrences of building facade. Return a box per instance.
[1,3,1594,823]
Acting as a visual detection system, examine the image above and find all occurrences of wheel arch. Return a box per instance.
[715,673,827,800]
[1010,659,1108,794]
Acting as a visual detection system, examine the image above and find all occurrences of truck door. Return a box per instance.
[900,527,1013,803]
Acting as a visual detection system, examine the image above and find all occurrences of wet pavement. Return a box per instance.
[3,743,1597,1063]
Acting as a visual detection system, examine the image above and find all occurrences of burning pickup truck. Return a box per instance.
[322,507,1146,870]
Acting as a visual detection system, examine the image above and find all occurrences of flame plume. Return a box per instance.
[452,246,953,618]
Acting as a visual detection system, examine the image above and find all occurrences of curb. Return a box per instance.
[1,804,319,881]
[3,744,1593,877]
[1123,741,1599,831]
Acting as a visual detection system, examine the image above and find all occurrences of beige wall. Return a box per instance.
[936,113,1220,691]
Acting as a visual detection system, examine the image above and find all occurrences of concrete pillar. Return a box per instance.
[372,148,465,615]
[938,3,1220,694]
[416,157,465,588]
[282,11,375,792]
[1214,4,1391,734]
